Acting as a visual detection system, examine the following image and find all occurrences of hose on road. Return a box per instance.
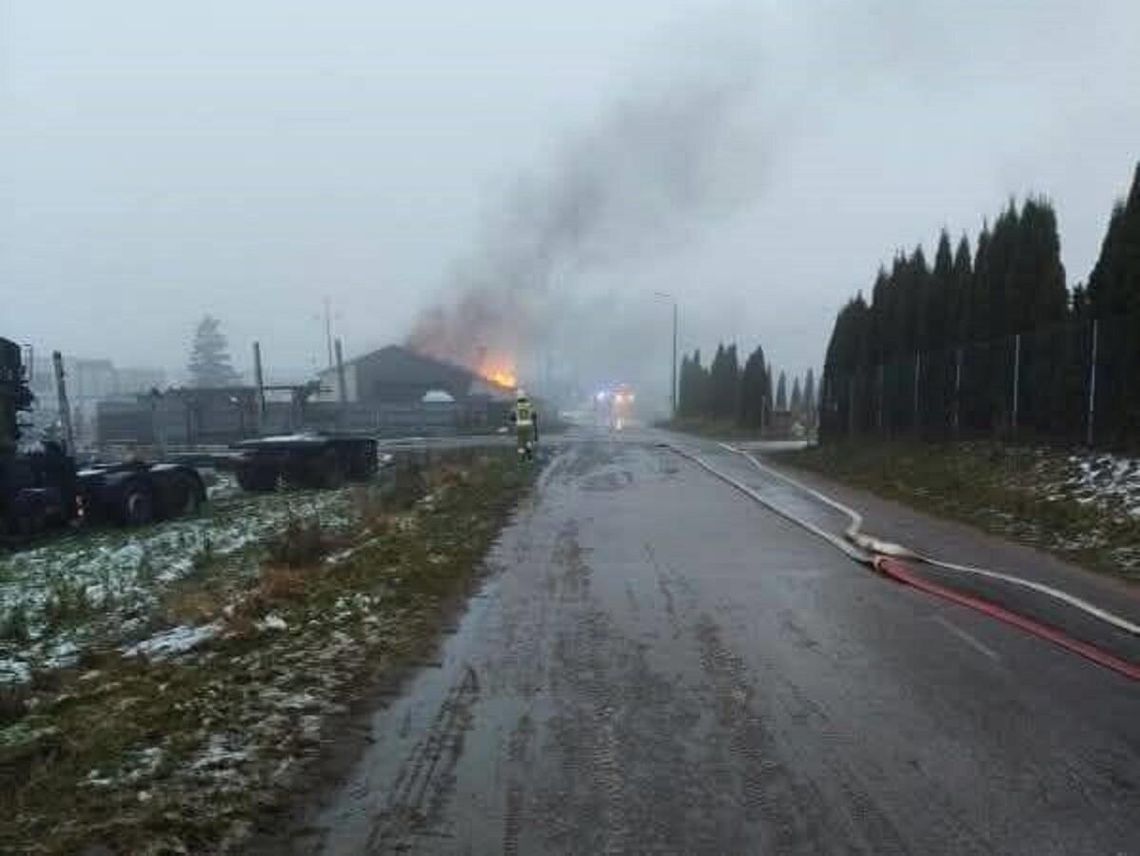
[720,443,1140,640]
[666,441,1139,682]
[874,556,1140,682]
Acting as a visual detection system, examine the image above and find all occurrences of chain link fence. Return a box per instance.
[821,313,1137,448]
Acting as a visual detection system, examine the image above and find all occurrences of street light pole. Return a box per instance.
[654,292,678,418]
[671,300,678,418]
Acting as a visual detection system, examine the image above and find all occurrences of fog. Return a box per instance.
[3,0,1138,403]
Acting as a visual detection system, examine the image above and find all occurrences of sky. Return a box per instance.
[3,0,1139,401]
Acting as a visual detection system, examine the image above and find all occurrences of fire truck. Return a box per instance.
[594,384,636,430]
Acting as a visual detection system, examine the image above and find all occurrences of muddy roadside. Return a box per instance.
[1,448,539,856]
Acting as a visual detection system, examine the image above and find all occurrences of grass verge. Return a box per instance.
[781,440,1140,583]
[0,449,534,855]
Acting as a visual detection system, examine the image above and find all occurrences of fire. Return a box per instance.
[478,357,517,390]
[487,369,518,389]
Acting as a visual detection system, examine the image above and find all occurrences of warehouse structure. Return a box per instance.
[96,345,515,449]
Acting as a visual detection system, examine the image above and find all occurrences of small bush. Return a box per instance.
[192,537,214,572]
[0,683,30,726]
[266,517,327,568]
[257,566,309,603]
[43,580,94,630]
[0,603,30,644]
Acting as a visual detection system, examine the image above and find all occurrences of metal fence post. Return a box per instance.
[1011,333,1021,435]
[848,375,855,437]
[953,347,963,437]
[877,364,884,434]
[1086,319,1098,447]
[913,351,921,432]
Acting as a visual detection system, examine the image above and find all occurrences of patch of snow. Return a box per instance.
[124,622,221,660]
[0,658,31,684]
[0,482,360,681]
[190,734,251,772]
[256,614,288,632]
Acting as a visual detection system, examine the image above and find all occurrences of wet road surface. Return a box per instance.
[293,431,1139,855]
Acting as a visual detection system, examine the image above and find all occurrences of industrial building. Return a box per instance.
[94,345,515,449]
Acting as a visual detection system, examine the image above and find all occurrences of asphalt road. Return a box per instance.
[291,428,1140,855]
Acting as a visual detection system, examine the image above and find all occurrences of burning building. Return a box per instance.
[313,345,516,406]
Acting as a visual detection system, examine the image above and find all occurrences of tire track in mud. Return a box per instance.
[365,665,481,854]
[693,613,852,853]
[689,614,994,855]
[501,712,534,856]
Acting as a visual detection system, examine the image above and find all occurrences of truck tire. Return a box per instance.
[237,465,278,492]
[119,482,155,526]
[176,473,205,516]
[318,450,345,489]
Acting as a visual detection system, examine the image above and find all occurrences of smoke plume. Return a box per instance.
[407,27,767,385]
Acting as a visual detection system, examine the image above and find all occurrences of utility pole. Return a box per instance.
[654,292,678,418]
[323,297,334,369]
[52,351,75,452]
[670,300,678,418]
[335,338,348,428]
[252,341,266,435]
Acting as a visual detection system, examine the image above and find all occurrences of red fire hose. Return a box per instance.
[874,556,1140,682]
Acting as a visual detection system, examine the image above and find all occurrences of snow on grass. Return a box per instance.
[0,486,360,684]
[122,621,222,660]
[1059,452,1140,519]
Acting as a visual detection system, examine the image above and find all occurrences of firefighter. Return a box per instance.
[510,391,538,461]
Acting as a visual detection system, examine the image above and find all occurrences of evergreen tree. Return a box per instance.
[738,345,770,429]
[1087,162,1140,445]
[930,230,955,352]
[818,167,1140,446]
[820,294,871,440]
[1006,197,1067,333]
[708,343,740,420]
[679,350,711,418]
[187,315,240,387]
[952,234,974,344]
[678,354,693,417]
[775,371,787,411]
[790,376,803,415]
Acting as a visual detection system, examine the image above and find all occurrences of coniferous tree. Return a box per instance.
[819,164,1139,446]
[952,234,974,343]
[931,231,954,352]
[187,315,240,387]
[739,345,770,429]
[1087,162,1140,445]
[775,371,787,411]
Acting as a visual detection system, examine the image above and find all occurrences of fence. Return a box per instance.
[820,313,1138,448]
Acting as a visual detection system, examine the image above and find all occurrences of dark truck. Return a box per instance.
[0,336,205,537]
[230,433,379,492]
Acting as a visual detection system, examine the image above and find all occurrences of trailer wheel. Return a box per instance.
[177,474,205,516]
[237,465,278,492]
[119,482,155,526]
[317,449,345,489]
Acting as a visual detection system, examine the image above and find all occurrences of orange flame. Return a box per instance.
[478,356,517,390]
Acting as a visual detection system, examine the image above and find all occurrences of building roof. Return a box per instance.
[319,345,512,393]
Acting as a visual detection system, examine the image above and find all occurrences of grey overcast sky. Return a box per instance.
[3,0,1138,392]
